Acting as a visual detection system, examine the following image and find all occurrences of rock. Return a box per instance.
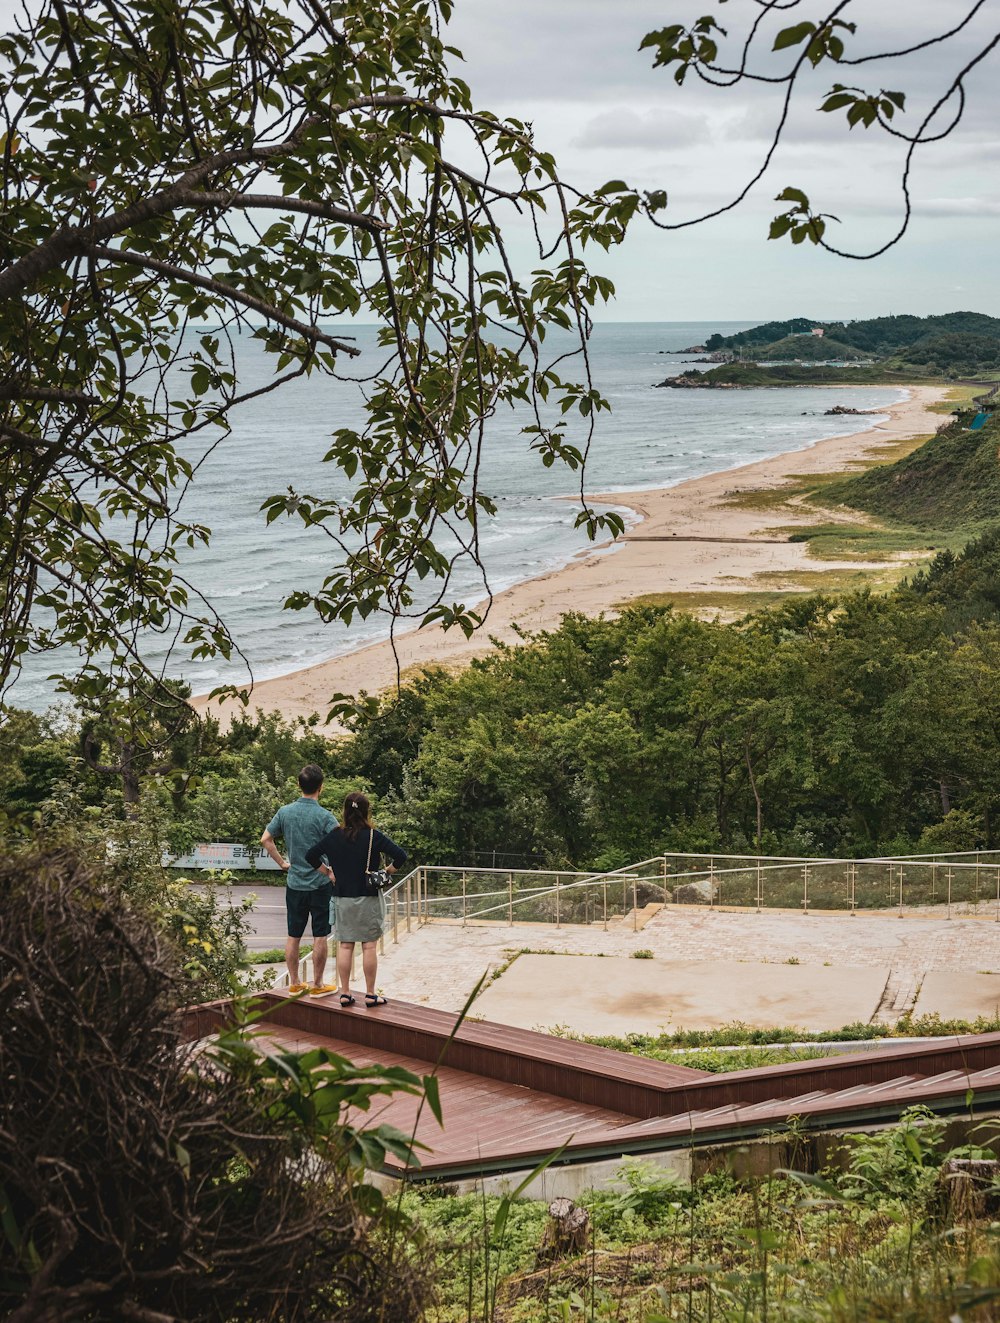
[536,1198,590,1264]
[672,878,716,905]
[824,405,879,416]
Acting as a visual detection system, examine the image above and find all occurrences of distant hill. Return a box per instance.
[824,407,1000,529]
[706,313,1000,372]
[706,318,818,350]
[891,333,1000,375]
[754,334,867,362]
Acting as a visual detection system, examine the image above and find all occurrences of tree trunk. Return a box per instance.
[535,1198,590,1265]
[939,780,952,815]
[941,1158,1000,1222]
[745,737,763,852]
[119,738,141,809]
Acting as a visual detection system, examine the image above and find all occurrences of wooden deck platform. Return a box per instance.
[182,993,1000,1180]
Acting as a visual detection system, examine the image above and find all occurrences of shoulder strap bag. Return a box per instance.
[364,828,393,895]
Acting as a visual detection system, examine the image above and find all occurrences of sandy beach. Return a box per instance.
[193,384,947,724]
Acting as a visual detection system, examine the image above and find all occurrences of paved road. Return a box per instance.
[192,882,288,950]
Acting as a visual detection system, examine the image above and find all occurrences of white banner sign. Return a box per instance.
[164,842,282,871]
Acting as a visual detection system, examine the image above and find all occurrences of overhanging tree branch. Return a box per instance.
[87,244,361,355]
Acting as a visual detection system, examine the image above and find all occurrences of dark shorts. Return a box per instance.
[286,883,334,939]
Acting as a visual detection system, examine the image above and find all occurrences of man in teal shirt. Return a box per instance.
[260,764,337,994]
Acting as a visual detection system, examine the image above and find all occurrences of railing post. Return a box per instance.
[508,872,513,926]
[849,861,857,915]
[709,859,716,910]
[603,880,608,931]
[461,871,468,928]
[405,874,412,933]
[898,864,904,917]
[632,875,639,931]
[931,861,937,901]
[947,867,953,920]
[976,853,982,914]
[802,864,809,915]
[995,866,1000,923]
[756,859,762,913]
[392,890,399,943]
[556,880,561,928]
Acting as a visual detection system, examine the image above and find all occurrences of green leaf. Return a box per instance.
[774,21,815,51]
[768,214,792,240]
[422,1074,443,1126]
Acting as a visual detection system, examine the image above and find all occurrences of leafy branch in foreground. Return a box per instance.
[0,0,635,717]
[636,0,1000,259]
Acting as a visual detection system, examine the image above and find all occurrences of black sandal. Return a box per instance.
[365,993,387,1007]
[339,994,356,1007]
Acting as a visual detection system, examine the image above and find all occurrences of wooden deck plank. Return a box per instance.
[185,998,1000,1179]
[256,1022,632,1166]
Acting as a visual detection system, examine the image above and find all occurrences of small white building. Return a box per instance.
[811,327,825,337]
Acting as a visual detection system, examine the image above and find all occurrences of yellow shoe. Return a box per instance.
[287,983,308,994]
[308,983,338,996]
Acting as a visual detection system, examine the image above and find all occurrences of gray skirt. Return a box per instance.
[332,892,386,943]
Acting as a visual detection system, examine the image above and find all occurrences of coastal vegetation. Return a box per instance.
[659,363,919,388]
[706,313,1000,359]
[664,313,1000,385]
[8,520,1000,867]
[824,409,1000,531]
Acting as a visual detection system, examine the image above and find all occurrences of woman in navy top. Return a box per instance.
[305,792,407,1007]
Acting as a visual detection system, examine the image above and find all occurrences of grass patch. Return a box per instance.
[622,567,918,619]
[406,1104,1000,1322]
[764,522,958,564]
[650,1045,830,1071]
[927,383,983,414]
[244,944,310,965]
[567,1013,1000,1054]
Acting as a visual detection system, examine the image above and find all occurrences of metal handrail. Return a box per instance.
[406,851,1000,927]
[271,850,1000,986]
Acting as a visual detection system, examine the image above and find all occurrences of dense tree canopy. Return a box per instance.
[0,0,633,715]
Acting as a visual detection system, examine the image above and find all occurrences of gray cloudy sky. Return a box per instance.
[446,0,1000,321]
[2,1,995,322]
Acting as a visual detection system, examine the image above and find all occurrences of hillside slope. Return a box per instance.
[756,334,865,362]
[824,409,1000,528]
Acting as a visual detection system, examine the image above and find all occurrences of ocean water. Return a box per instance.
[12,322,907,711]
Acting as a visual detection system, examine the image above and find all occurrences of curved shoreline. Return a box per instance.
[193,384,948,724]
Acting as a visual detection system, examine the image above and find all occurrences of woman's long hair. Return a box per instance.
[342,792,374,842]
